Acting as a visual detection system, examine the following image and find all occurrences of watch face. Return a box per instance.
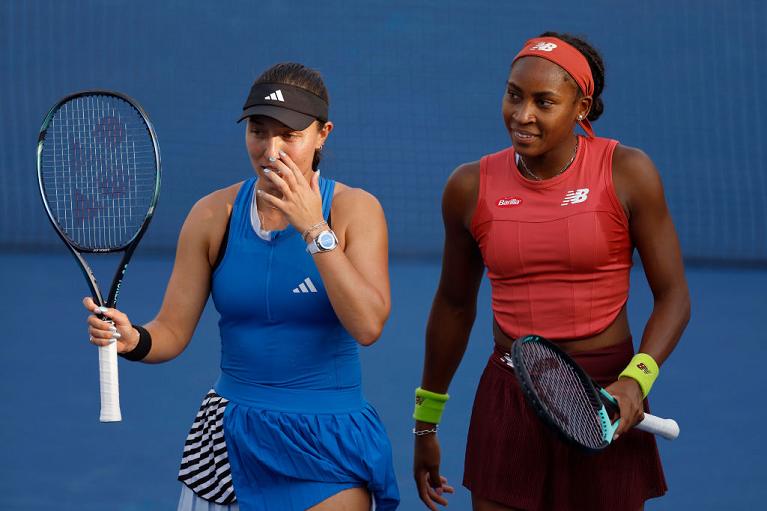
[317,231,336,250]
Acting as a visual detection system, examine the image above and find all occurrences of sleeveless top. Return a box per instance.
[470,136,633,341]
[210,176,361,393]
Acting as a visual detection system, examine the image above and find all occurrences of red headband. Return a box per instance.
[513,37,595,138]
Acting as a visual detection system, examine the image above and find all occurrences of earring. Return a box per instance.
[577,115,584,121]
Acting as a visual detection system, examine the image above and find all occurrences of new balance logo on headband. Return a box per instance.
[264,90,285,102]
[292,277,317,294]
[560,188,590,206]
[529,41,558,52]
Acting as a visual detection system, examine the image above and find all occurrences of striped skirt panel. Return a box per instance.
[178,390,237,505]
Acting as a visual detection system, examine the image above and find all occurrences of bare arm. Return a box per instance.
[420,163,485,394]
[138,193,223,362]
[613,145,691,365]
[85,186,234,363]
[608,145,691,436]
[311,187,391,345]
[414,162,484,510]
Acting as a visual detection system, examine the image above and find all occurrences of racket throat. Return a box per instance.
[598,407,619,443]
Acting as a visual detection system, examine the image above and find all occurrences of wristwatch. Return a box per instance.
[306,229,338,254]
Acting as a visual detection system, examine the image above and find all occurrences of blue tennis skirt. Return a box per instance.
[178,377,399,511]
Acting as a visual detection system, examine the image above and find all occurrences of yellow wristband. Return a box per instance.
[413,387,449,424]
[618,353,659,398]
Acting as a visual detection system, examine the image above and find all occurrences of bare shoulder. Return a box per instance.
[329,181,385,251]
[613,144,658,176]
[445,161,480,195]
[180,181,243,249]
[187,182,241,224]
[331,181,384,217]
[612,144,667,217]
[443,161,480,227]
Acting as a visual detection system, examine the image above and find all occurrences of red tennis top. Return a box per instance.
[470,136,633,341]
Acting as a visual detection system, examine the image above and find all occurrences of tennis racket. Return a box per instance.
[505,334,679,452]
[37,90,161,422]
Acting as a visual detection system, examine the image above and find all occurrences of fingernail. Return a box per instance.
[98,306,108,313]
[112,332,121,339]
[279,150,286,157]
[263,167,271,173]
[268,156,276,162]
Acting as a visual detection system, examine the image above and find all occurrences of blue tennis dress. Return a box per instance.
[177,176,399,510]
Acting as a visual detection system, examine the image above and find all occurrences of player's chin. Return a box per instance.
[510,134,544,156]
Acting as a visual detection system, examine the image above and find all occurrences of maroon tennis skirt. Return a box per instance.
[463,339,667,511]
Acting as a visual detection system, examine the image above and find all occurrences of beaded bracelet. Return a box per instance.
[301,221,328,242]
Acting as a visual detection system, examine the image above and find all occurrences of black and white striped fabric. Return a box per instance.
[178,390,236,505]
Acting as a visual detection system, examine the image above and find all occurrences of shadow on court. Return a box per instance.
[0,253,764,510]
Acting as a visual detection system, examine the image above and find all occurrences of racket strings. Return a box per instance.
[520,342,606,449]
[39,94,157,250]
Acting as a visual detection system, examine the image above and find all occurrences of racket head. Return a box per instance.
[511,334,615,452]
[37,90,161,254]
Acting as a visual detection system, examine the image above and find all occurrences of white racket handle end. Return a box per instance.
[637,413,678,440]
[98,342,122,422]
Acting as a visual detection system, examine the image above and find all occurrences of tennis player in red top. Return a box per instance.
[412,32,691,511]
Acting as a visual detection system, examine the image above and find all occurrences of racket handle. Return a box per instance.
[98,342,122,422]
[636,413,678,440]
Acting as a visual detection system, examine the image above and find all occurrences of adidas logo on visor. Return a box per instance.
[264,90,285,102]
[292,277,317,294]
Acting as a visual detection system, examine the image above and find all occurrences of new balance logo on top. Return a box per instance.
[292,277,317,294]
[560,188,590,206]
[264,90,285,102]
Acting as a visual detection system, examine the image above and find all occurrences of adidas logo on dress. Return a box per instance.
[264,90,285,102]
[293,277,317,294]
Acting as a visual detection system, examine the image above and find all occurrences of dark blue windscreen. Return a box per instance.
[3,0,765,263]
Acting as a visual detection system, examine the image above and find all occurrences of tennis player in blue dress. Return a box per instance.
[83,62,400,511]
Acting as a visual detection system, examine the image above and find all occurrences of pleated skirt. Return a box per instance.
[177,384,399,511]
[463,340,667,511]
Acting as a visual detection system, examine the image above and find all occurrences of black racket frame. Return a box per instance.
[510,334,617,452]
[36,89,161,309]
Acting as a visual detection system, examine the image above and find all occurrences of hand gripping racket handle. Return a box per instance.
[636,413,679,440]
[98,342,122,422]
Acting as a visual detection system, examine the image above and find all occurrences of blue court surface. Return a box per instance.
[0,253,764,510]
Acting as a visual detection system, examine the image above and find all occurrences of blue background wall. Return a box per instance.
[2,0,766,263]
[2,1,766,511]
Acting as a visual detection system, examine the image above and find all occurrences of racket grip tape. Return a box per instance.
[98,342,122,422]
[636,413,679,440]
